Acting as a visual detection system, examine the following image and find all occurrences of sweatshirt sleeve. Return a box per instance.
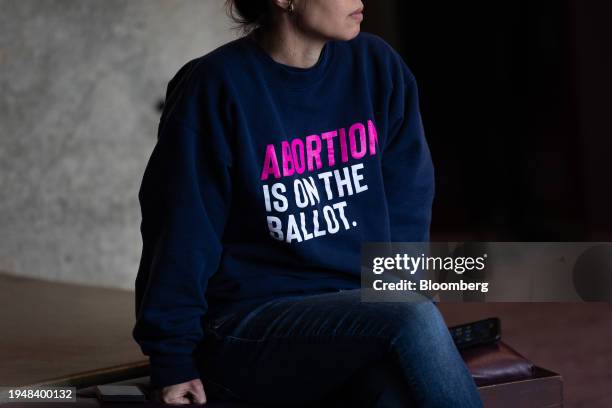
[382,62,435,242]
[132,64,233,389]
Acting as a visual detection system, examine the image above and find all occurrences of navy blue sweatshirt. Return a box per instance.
[133,30,435,389]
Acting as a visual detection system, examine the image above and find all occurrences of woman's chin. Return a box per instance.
[337,26,361,41]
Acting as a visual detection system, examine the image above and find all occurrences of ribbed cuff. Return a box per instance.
[149,354,201,389]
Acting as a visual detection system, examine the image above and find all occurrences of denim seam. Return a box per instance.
[216,332,393,343]
[388,333,419,396]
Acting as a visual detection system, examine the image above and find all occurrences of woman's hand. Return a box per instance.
[159,378,207,405]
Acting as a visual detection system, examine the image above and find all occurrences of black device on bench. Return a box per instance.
[449,317,501,350]
[95,384,146,402]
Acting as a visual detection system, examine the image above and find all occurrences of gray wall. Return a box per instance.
[0,0,238,289]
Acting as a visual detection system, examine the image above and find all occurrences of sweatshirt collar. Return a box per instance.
[242,29,336,90]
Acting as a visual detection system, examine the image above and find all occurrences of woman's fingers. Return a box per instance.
[189,380,207,404]
[161,378,207,405]
[165,395,192,405]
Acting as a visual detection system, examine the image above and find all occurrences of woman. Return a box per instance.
[133,0,483,406]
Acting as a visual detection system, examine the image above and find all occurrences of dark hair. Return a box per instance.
[224,0,272,36]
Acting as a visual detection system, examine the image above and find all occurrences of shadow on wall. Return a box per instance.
[0,1,237,288]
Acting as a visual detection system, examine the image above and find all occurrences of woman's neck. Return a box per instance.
[251,25,327,69]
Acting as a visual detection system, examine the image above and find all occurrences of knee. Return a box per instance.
[380,299,451,350]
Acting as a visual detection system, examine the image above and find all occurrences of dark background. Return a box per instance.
[362,0,612,241]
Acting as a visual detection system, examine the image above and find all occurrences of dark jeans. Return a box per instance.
[195,289,483,408]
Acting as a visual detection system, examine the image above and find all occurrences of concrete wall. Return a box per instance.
[0,0,238,289]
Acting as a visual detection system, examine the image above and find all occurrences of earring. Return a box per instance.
[288,0,295,13]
